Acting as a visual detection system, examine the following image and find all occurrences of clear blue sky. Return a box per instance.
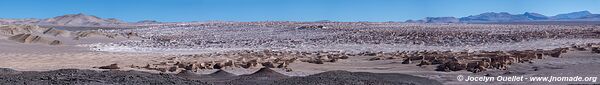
[0,0,598,22]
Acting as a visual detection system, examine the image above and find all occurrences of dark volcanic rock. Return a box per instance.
[207,69,236,77]
[245,68,287,78]
[271,70,443,85]
[176,70,203,78]
[6,68,443,85]
[177,70,238,84]
[0,68,21,75]
[0,69,209,85]
[97,63,120,69]
[223,68,289,85]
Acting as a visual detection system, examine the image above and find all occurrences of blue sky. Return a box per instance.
[0,0,598,22]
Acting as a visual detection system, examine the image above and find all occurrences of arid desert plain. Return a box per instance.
[2,17,600,85]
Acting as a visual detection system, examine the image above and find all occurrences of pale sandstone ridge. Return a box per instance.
[0,24,140,45]
[0,25,70,37]
[0,25,66,45]
[0,25,67,36]
[8,34,62,45]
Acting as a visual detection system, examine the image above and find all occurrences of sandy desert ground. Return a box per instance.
[1,22,600,85]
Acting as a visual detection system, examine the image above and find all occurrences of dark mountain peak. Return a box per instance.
[75,13,86,16]
[425,17,459,23]
[579,14,600,20]
[404,19,425,23]
[59,13,98,18]
[522,12,548,20]
[459,11,558,22]
[480,12,510,15]
[61,13,85,17]
[498,12,511,14]
[573,11,592,14]
[552,11,593,19]
[137,20,160,23]
[477,12,514,17]
[459,12,520,22]
[523,12,539,15]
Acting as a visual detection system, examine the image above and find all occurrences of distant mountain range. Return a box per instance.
[1,11,599,26]
[0,13,158,26]
[407,11,600,23]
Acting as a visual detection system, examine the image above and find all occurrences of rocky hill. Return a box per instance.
[38,13,123,26]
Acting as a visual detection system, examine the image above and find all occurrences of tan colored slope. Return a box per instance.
[8,34,61,45]
[0,25,135,45]
[0,25,46,36]
[0,25,70,37]
[0,25,66,45]
[42,28,70,37]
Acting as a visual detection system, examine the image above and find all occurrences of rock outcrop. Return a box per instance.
[8,34,62,45]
